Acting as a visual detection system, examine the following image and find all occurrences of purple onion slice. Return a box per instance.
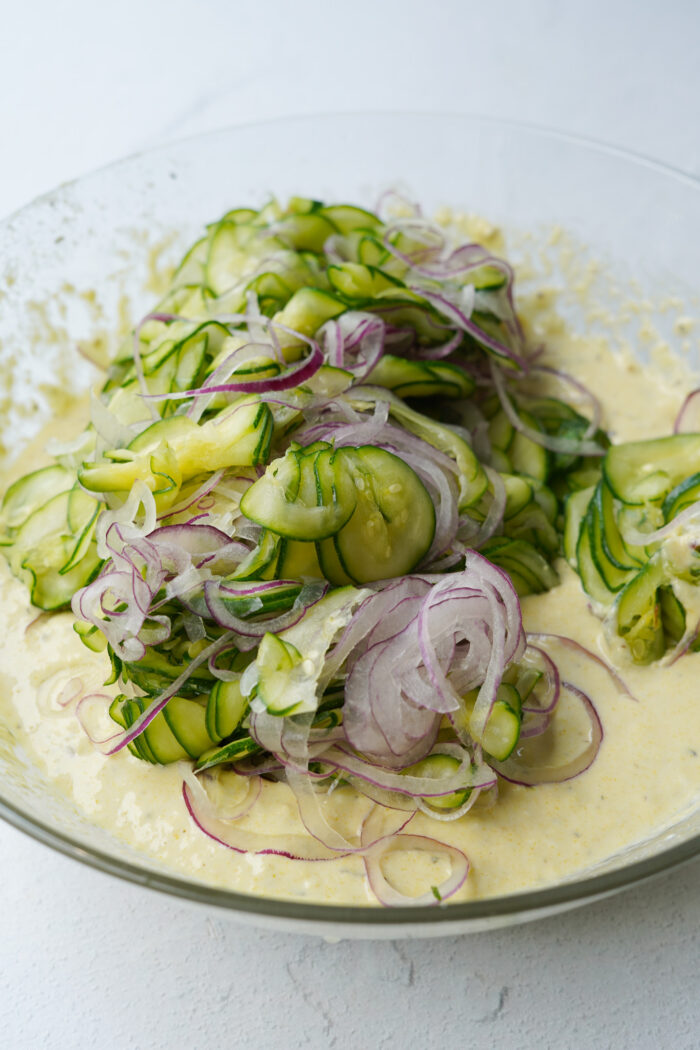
[490,682,603,786]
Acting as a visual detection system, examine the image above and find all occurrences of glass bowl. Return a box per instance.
[1,113,699,938]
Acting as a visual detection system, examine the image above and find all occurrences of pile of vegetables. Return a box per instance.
[3,194,696,904]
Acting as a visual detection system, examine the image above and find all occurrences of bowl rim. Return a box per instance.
[1,111,699,929]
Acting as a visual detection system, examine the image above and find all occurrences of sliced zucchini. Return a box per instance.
[333,447,435,583]
[364,355,474,399]
[663,471,700,522]
[110,695,216,764]
[462,682,522,761]
[240,446,356,541]
[615,558,666,663]
[576,518,615,607]
[195,735,262,772]
[80,397,273,497]
[564,486,595,568]
[205,679,249,741]
[372,393,487,510]
[256,632,303,715]
[604,434,700,506]
[402,754,471,809]
[0,464,74,532]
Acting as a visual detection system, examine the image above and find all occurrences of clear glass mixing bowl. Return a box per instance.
[1,114,698,938]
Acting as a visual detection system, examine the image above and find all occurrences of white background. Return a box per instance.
[1,2,699,1047]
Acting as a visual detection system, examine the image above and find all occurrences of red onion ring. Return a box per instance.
[490,682,603,786]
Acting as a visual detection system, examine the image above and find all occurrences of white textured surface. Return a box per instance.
[1,2,699,1047]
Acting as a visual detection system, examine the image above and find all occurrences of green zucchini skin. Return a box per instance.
[563,433,700,662]
[241,444,436,584]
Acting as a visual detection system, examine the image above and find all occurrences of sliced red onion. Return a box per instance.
[383,228,491,281]
[362,832,470,907]
[342,556,524,765]
[156,469,228,521]
[491,362,605,457]
[183,766,262,822]
[147,523,232,557]
[94,481,157,559]
[527,632,636,700]
[674,388,700,433]
[416,287,528,369]
[321,743,495,797]
[318,312,387,379]
[490,682,603,786]
[56,677,84,710]
[343,776,420,813]
[527,365,602,441]
[146,340,324,403]
[285,770,414,854]
[182,780,343,861]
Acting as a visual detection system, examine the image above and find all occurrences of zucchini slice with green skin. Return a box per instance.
[205,679,249,742]
[60,489,102,575]
[586,492,636,593]
[508,411,550,482]
[615,557,667,663]
[658,585,687,645]
[576,518,616,607]
[121,648,216,698]
[503,502,559,556]
[316,535,355,586]
[171,236,209,288]
[185,580,303,623]
[254,586,367,716]
[256,633,303,715]
[488,410,515,453]
[229,530,281,581]
[402,754,471,809]
[109,696,157,763]
[327,263,404,301]
[481,537,559,597]
[73,620,108,653]
[364,356,474,400]
[8,489,102,610]
[604,434,700,506]
[357,233,390,267]
[274,213,339,253]
[110,695,216,764]
[0,464,75,533]
[597,481,645,570]
[276,538,323,579]
[563,486,595,568]
[80,397,273,498]
[502,475,535,520]
[271,288,345,354]
[206,221,284,295]
[195,735,262,772]
[461,683,523,761]
[363,390,487,510]
[240,446,356,541]
[318,204,382,234]
[662,471,700,521]
[332,447,435,584]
